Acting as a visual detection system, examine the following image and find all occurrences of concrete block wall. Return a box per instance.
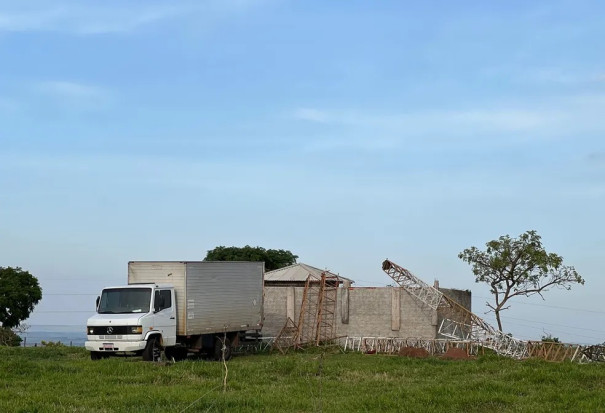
[435,287,473,337]
[440,287,472,310]
[262,285,468,339]
[263,286,290,337]
[337,287,437,338]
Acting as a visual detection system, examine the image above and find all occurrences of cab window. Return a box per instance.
[154,290,172,312]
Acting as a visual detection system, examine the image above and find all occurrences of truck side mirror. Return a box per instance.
[96,296,100,310]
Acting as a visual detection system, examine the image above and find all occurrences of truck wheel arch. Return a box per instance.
[144,332,163,346]
[142,334,163,362]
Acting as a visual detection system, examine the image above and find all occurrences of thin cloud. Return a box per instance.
[593,73,605,83]
[37,81,107,97]
[441,109,553,132]
[0,4,184,34]
[515,67,605,86]
[292,107,560,135]
[587,152,605,164]
[527,68,581,84]
[0,96,19,112]
[293,108,330,123]
[34,80,113,108]
[291,93,605,144]
[0,1,272,35]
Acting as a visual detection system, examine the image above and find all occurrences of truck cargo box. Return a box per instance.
[128,261,263,336]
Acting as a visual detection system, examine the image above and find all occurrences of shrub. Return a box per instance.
[41,340,66,347]
[541,334,560,343]
[0,327,22,346]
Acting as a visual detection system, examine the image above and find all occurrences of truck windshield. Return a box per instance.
[98,288,152,314]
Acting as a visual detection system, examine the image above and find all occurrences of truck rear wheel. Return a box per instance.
[213,336,232,361]
[142,336,162,362]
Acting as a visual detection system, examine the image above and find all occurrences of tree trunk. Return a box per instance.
[495,310,503,332]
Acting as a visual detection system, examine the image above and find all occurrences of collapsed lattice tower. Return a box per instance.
[382,259,528,359]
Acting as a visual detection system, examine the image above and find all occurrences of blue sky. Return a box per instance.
[1,0,604,343]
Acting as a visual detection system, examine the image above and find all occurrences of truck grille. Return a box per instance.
[89,326,130,335]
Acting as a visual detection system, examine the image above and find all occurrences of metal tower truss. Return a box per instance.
[382,259,529,359]
[342,336,483,356]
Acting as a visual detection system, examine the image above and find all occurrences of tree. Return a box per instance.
[458,230,584,332]
[0,267,42,329]
[204,246,298,272]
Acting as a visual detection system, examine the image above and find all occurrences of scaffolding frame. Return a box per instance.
[296,274,323,346]
[272,272,340,352]
[272,318,298,354]
[314,274,339,345]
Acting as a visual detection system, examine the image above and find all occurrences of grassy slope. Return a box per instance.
[0,347,603,412]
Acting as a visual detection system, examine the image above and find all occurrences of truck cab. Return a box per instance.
[85,284,176,361]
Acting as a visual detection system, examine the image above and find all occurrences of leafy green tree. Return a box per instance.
[458,230,584,332]
[204,246,298,272]
[0,267,42,329]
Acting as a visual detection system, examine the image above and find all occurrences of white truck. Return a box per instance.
[85,261,264,361]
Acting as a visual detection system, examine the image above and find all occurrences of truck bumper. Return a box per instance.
[85,340,147,353]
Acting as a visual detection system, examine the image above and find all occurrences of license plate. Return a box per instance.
[102,343,114,350]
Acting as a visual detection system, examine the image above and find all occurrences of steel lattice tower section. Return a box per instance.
[382,259,529,359]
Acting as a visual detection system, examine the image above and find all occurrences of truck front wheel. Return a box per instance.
[142,336,162,362]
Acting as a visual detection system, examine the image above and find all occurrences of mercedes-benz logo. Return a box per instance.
[107,327,113,334]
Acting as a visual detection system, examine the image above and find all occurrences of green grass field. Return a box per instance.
[0,346,603,412]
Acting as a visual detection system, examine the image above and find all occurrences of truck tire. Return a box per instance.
[213,336,232,361]
[142,336,162,362]
[90,351,102,360]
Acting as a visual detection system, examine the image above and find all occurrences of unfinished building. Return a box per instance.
[264,260,603,363]
[263,262,472,340]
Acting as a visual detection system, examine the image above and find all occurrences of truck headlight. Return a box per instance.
[87,327,94,335]
[130,326,143,334]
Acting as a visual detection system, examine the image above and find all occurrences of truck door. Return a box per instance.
[153,289,176,346]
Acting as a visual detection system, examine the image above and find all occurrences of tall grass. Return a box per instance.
[0,346,603,412]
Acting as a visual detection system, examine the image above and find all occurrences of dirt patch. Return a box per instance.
[398,347,430,358]
[441,347,472,360]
